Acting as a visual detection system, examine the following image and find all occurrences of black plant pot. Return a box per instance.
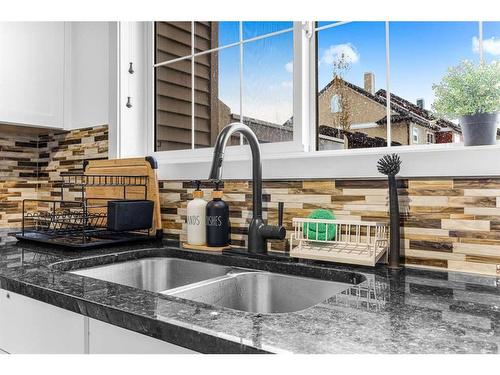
[459,112,498,146]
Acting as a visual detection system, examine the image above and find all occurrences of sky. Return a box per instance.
[218,22,294,124]
[215,21,499,124]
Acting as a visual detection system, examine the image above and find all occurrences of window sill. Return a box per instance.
[156,142,500,181]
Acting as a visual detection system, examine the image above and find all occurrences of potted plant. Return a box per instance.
[432,60,500,146]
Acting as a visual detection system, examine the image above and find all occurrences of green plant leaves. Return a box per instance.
[432,60,500,119]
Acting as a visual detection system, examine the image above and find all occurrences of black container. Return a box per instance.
[107,200,154,231]
[206,197,230,247]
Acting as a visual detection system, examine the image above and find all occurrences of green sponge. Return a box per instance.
[303,209,336,241]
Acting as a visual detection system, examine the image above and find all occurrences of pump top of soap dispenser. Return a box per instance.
[192,180,204,199]
[212,180,224,200]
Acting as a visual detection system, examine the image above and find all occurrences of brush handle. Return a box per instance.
[278,202,284,227]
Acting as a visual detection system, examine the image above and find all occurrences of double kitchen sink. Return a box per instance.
[71,257,353,314]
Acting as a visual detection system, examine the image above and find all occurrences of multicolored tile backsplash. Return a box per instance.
[160,179,500,276]
[0,125,108,228]
[2,124,500,276]
[0,131,40,228]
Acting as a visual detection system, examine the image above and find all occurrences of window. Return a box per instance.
[330,95,341,113]
[390,22,478,148]
[412,126,419,143]
[242,29,294,143]
[312,21,499,152]
[315,22,388,151]
[426,132,435,144]
[153,21,295,152]
[148,21,498,163]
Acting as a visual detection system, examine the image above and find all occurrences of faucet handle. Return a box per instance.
[278,202,284,227]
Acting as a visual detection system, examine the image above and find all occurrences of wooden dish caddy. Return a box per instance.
[290,218,389,266]
[181,243,232,252]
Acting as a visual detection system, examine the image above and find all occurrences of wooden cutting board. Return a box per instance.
[84,157,163,237]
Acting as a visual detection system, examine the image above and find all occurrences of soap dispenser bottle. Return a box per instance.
[186,180,207,246]
[206,180,230,247]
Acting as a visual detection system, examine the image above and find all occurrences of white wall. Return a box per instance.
[65,22,109,130]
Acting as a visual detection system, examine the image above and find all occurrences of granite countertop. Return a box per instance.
[0,239,499,354]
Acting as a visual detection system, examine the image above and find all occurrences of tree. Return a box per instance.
[331,53,353,147]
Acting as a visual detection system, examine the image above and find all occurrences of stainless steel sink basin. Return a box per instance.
[70,257,237,292]
[166,271,349,313]
[71,257,351,314]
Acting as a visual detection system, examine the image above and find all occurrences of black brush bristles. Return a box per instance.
[377,153,401,176]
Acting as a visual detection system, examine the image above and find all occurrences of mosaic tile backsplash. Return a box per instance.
[2,124,500,276]
[160,179,500,276]
[0,125,108,228]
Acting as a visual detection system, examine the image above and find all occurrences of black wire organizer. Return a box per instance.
[13,172,158,248]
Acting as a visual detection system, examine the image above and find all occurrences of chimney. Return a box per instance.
[416,98,425,109]
[364,72,375,94]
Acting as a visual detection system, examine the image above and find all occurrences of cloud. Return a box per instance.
[320,43,360,66]
[285,61,293,73]
[473,36,500,56]
[281,80,293,88]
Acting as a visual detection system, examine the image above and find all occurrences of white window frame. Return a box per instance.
[125,20,500,180]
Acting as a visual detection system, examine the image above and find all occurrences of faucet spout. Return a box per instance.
[209,122,263,220]
[209,122,284,254]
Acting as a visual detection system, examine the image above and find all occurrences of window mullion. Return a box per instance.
[239,21,244,145]
[293,21,309,152]
[308,21,317,152]
[385,21,392,147]
[191,22,195,149]
[153,21,302,156]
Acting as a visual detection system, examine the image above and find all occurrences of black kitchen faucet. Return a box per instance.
[209,122,286,254]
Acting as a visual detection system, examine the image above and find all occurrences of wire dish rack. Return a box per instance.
[290,218,389,266]
[14,173,154,248]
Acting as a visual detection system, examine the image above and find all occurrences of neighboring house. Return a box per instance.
[217,72,466,150]
[217,101,294,146]
[317,72,463,148]
[220,100,347,149]
[219,104,344,150]
[229,114,293,143]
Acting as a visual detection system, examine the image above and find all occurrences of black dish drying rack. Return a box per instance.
[13,173,156,248]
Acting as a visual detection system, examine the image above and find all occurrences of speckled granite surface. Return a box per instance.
[0,240,499,353]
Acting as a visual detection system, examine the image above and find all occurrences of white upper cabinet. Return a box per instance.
[0,22,65,128]
[0,22,109,130]
[66,22,109,130]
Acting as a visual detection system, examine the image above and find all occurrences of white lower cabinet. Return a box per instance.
[88,319,196,354]
[0,289,197,354]
[0,289,86,354]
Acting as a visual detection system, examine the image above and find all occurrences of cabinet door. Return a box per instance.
[88,318,197,354]
[0,22,64,128]
[0,289,86,354]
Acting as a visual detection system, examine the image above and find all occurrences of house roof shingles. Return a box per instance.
[376,89,461,132]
